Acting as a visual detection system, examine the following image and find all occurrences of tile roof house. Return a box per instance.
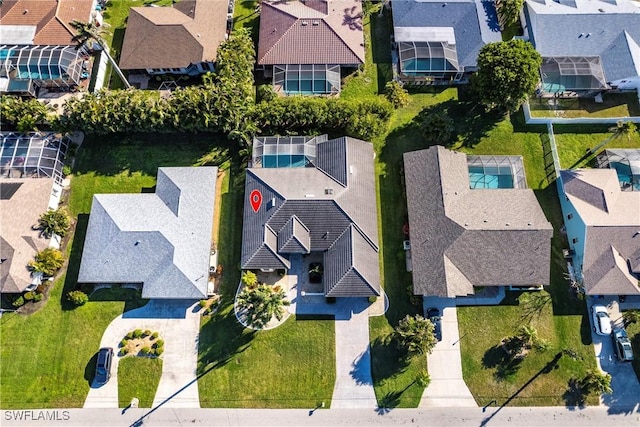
[558,153,640,296]
[78,167,217,299]
[392,0,501,84]
[119,0,229,76]
[403,146,553,297]
[522,0,640,94]
[0,0,96,95]
[257,0,365,95]
[241,135,380,297]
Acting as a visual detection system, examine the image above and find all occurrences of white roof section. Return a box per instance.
[394,27,456,44]
[0,25,35,44]
[526,0,640,14]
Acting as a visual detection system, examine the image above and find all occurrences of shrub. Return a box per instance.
[125,331,134,340]
[155,346,164,356]
[119,348,128,356]
[62,165,72,177]
[140,346,151,355]
[38,208,72,238]
[33,293,43,302]
[29,248,65,276]
[257,84,277,103]
[368,296,378,304]
[133,329,143,338]
[384,81,410,108]
[12,296,25,308]
[120,338,128,347]
[24,291,35,301]
[67,290,88,306]
[143,329,152,337]
[154,339,165,348]
[151,331,159,340]
[199,299,208,308]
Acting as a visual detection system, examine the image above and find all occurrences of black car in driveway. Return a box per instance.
[426,307,442,342]
[94,347,113,385]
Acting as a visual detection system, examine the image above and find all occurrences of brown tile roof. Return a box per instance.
[119,0,228,70]
[0,0,93,45]
[257,0,365,65]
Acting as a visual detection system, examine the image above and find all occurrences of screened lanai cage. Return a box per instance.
[273,64,341,95]
[540,57,608,93]
[252,135,327,168]
[0,45,84,93]
[466,155,527,189]
[0,133,69,183]
[397,41,460,78]
[596,149,640,192]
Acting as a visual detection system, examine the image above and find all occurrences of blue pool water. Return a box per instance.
[263,154,306,168]
[610,161,640,191]
[468,167,514,189]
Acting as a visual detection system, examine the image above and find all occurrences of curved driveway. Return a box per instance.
[84,299,201,409]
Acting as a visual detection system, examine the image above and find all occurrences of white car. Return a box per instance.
[590,305,612,336]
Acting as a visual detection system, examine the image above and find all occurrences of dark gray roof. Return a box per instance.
[524,0,640,82]
[560,168,640,295]
[392,0,501,69]
[78,167,217,299]
[241,136,380,297]
[404,146,553,297]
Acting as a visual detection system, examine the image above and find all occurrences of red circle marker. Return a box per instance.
[250,189,262,213]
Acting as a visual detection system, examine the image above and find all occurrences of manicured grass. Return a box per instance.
[233,0,259,41]
[198,312,335,408]
[118,357,163,408]
[626,317,640,382]
[529,93,640,118]
[553,127,640,169]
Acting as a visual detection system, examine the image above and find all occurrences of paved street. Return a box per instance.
[2,406,639,427]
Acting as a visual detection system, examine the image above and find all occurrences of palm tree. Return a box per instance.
[69,19,131,89]
[237,283,290,328]
[38,208,71,238]
[241,271,258,288]
[394,314,438,356]
[29,248,65,276]
[588,120,637,155]
[579,370,612,395]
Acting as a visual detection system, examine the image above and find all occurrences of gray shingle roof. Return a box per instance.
[241,136,380,297]
[404,146,553,297]
[257,0,365,65]
[560,168,640,295]
[78,167,217,299]
[392,0,501,69]
[524,0,640,82]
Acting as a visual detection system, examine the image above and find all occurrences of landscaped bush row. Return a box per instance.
[0,96,54,132]
[119,330,164,357]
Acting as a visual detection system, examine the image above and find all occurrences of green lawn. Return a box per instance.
[233,0,259,41]
[118,357,163,408]
[553,127,640,169]
[529,93,640,119]
[198,312,335,408]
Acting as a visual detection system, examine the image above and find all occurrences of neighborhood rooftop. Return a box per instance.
[404,146,553,297]
[78,167,217,299]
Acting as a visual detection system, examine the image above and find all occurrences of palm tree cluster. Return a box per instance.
[394,314,438,357]
[237,279,290,329]
[38,208,71,238]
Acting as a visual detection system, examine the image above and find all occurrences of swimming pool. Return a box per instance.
[468,166,514,189]
[262,154,307,168]
[610,161,640,191]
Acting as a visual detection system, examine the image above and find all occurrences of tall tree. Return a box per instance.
[70,19,131,89]
[237,284,290,329]
[579,370,613,395]
[394,314,438,356]
[496,0,524,29]
[473,40,542,113]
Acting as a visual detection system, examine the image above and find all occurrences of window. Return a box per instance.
[567,213,573,220]
[572,237,579,244]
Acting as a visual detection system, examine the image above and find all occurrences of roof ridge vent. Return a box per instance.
[302,20,308,26]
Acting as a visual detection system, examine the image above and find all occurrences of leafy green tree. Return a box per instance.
[1,96,53,132]
[67,290,89,307]
[473,40,542,113]
[417,108,455,144]
[384,81,410,108]
[237,283,290,328]
[241,271,258,287]
[579,370,612,395]
[29,248,65,276]
[70,20,131,88]
[496,0,524,29]
[38,208,71,238]
[394,314,437,356]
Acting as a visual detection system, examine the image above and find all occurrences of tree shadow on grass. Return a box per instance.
[370,335,411,386]
[482,344,524,381]
[376,390,403,414]
[562,378,587,408]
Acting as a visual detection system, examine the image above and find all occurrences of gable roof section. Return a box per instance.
[391,0,501,69]
[257,0,365,65]
[524,0,640,82]
[404,146,553,297]
[0,0,93,45]
[560,168,640,295]
[241,136,379,297]
[78,167,217,299]
[119,0,228,70]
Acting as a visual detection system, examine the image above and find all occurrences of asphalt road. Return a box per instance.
[2,406,639,427]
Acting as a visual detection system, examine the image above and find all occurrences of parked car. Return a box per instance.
[590,305,612,336]
[94,347,113,385]
[612,329,634,362]
[426,307,442,342]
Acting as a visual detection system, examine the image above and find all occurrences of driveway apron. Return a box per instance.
[84,299,201,409]
[420,299,477,407]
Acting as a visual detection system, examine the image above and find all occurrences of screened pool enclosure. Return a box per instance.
[540,57,607,93]
[466,155,527,189]
[398,41,460,78]
[1,133,69,183]
[273,64,341,95]
[597,149,640,192]
[252,135,328,168]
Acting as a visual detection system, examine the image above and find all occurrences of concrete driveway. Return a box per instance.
[84,299,201,409]
[589,297,640,410]
[419,297,477,407]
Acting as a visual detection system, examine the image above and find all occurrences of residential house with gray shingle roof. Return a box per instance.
[241,135,380,297]
[558,152,640,296]
[392,0,501,84]
[119,0,229,77]
[78,167,217,299]
[522,0,640,95]
[257,0,365,95]
[403,146,553,298]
